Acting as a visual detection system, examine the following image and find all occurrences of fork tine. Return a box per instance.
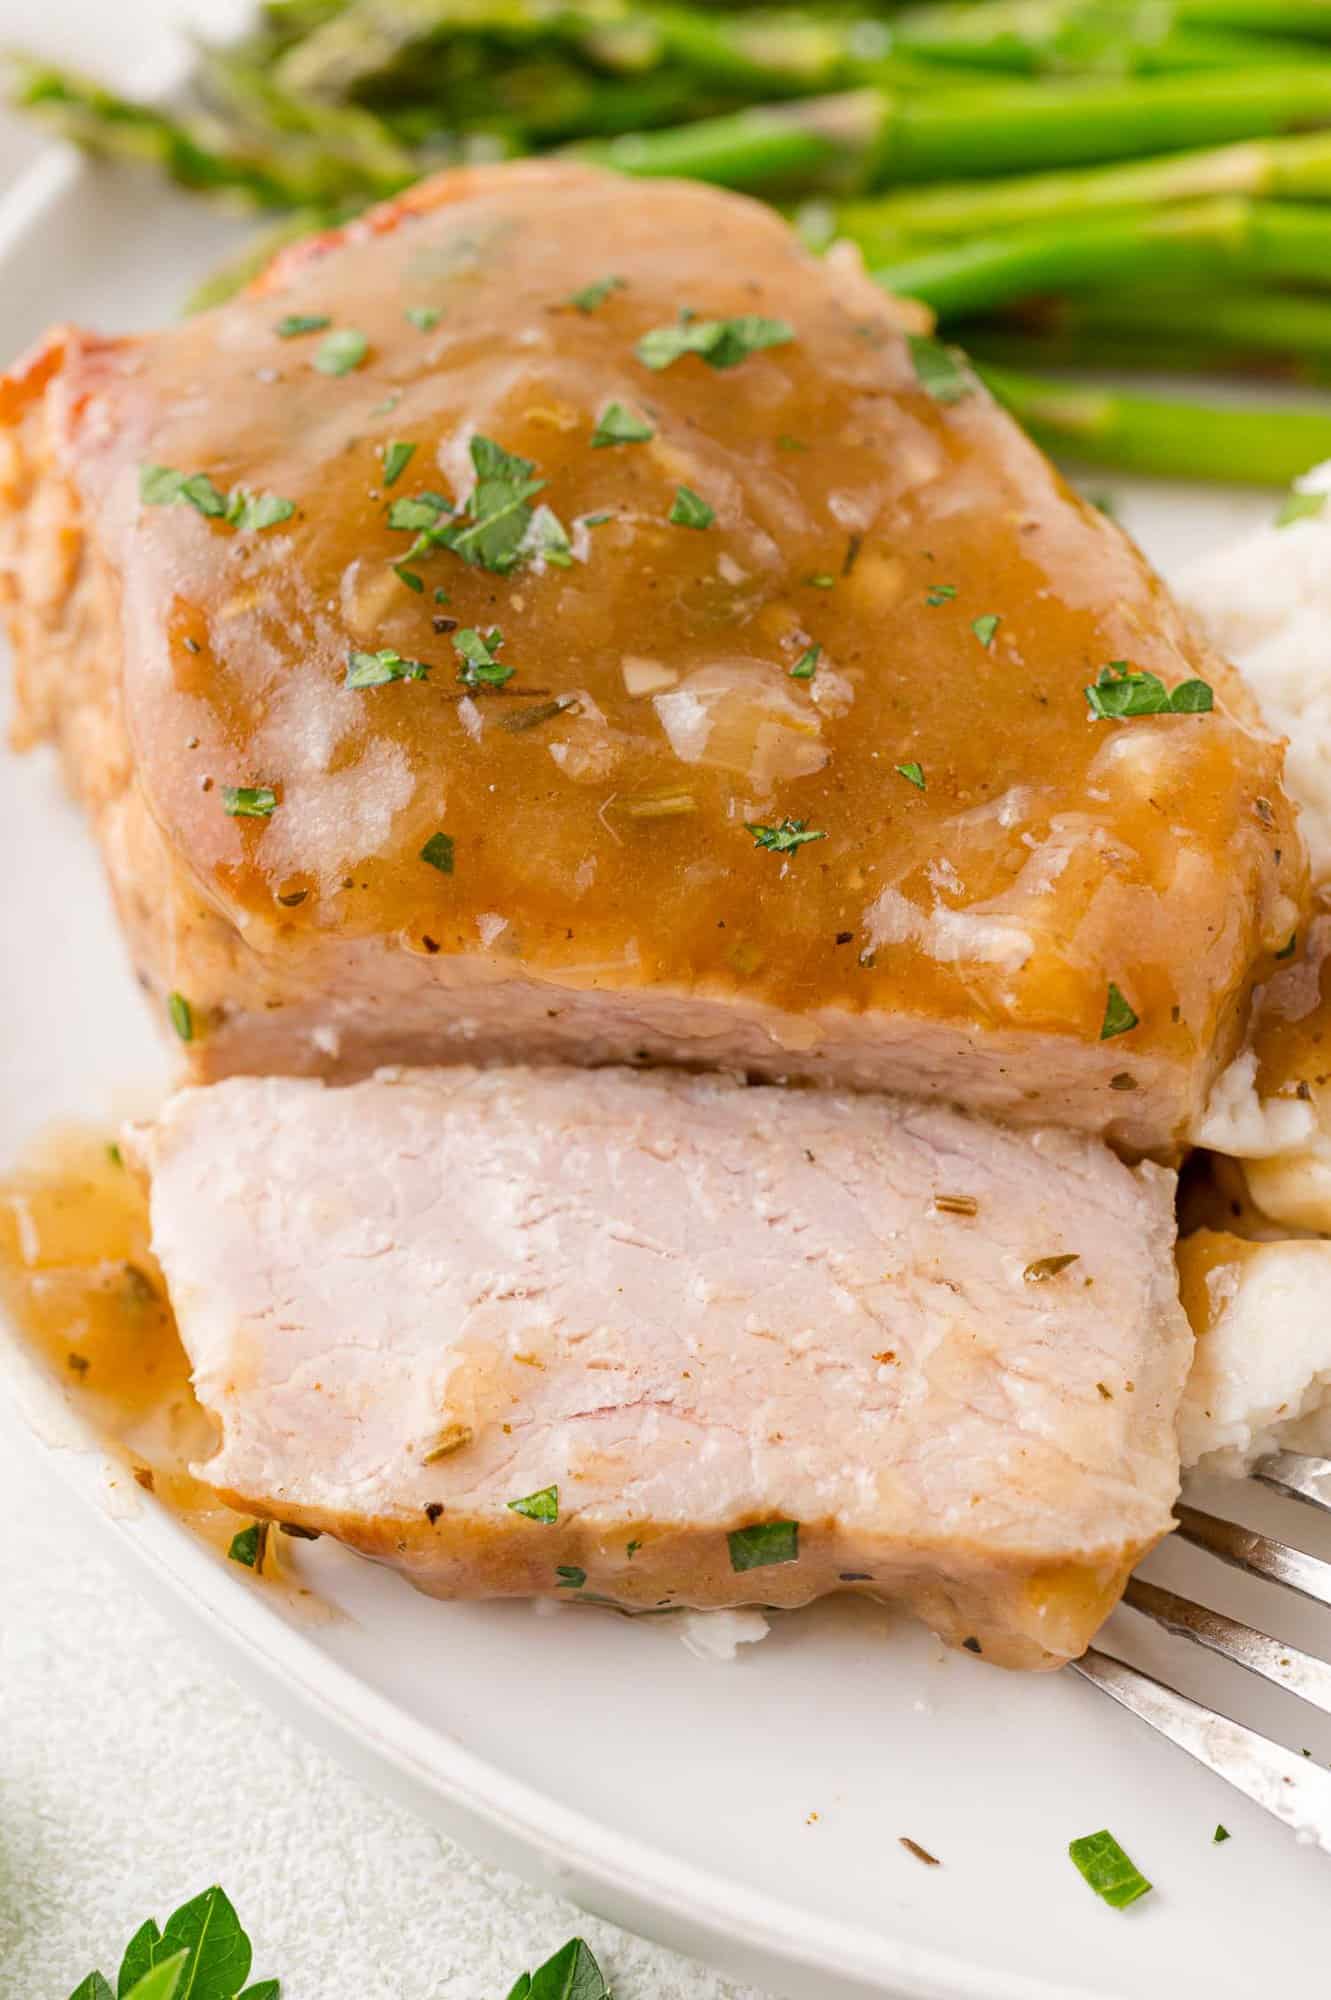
[1072,1647,1331,1852]
[1124,1577,1331,1717]
[1254,1452,1331,1514]
[1175,1502,1331,1613]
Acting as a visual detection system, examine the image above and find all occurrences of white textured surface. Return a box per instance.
[0,1444,761,1998]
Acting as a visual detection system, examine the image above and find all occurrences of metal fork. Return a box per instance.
[1072,1451,1331,1848]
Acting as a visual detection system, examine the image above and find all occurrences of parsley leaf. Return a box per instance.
[167,992,194,1043]
[453,626,514,688]
[388,493,452,532]
[155,1885,254,1997]
[668,485,715,529]
[746,817,826,854]
[382,440,416,487]
[728,1520,799,1571]
[313,327,367,375]
[222,786,276,818]
[228,1522,268,1569]
[971,613,1000,648]
[119,1920,163,1993]
[789,645,819,680]
[895,761,926,790]
[1085,662,1214,719]
[567,274,624,313]
[139,465,292,532]
[420,832,455,874]
[446,436,545,572]
[1068,1831,1152,1910]
[556,1565,587,1589]
[636,315,794,372]
[508,1485,559,1523]
[404,304,441,330]
[508,1938,609,2000]
[225,491,295,532]
[926,584,957,606]
[274,313,330,337]
[592,401,655,448]
[122,1955,189,2000]
[1100,982,1139,1040]
[1214,1824,1231,1844]
[346,648,430,688]
[521,504,574,568]
[907,333,976,405]
[68,1977,114,2000]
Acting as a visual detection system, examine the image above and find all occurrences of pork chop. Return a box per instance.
[125,1065,1192,1669]
[2,161,1302,1150]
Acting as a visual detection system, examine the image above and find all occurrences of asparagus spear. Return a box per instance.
[811,128,1331,256]
[980,362,1331,483]
[874,197,1331,315]
[890,0,1307,77]
[579,67,1331,193]
[967,321,1331,386]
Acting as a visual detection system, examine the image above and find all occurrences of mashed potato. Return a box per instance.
[1176,471,1331,1471]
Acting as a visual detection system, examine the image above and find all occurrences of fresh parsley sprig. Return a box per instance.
[66,1891,607,2000]
[66,1885,276,2000]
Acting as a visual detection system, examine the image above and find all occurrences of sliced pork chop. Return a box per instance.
[1,162,1302,1152]
[126,1066,1192,1668]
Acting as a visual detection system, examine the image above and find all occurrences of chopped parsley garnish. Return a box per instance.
[926,584,957,606]
[895,761,926,790]
[636,314,794,372]
[346,648,430,688]
[790,645,820,681]
[404,304,441,330]
[626,1538,642,1558]
[1276,488,1327,528]
[777,433,807,452]
[745,818,826,854]
[448,436,545,572]
[420,832,455,874]
[567,274,625,313]
[166,991,193,1043]
[453,626,514,688]
[582,511,614,528]
[1100,982,1139,1040]
[275,312,330,337]
[668,485,715,530]
[1085,662,1214,719]
[971,613,1001,648]
[388,492,452,531]
[313,327,368,375]
[556,1565,587,1589]
[521,503,574,568]
[1214,1824,1231,1844]
[805,573,835,589]
[508,1485,559,1524]
[728,1520,799,1572]
[382,440,416,487]
[222,785,277,818]
[907,333,976,405]
[1068,1830,1152,1910]
[394,564,424,591]
[138,465,294,532]
[227,1521,268,1571]
[592,401,655,448]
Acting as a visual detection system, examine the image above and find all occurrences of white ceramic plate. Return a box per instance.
[4,142,1331,2000]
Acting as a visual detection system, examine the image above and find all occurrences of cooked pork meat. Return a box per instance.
[0,163,1302,1150]
[125,1065,1192,1669]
